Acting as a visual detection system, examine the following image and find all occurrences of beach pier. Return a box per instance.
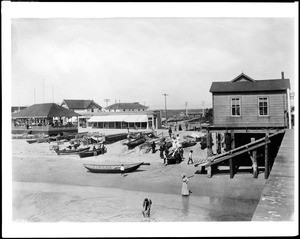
[252,129,294,221]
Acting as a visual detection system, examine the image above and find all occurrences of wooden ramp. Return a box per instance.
[194,129,285,168]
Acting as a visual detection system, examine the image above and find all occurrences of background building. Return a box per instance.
[87,110,161,130]
[61,99,102,114]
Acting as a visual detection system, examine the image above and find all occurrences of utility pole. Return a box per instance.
[200,101,205,131]
[162,93,168,124]
[43,79,45,103]
[34,88,36,104]
[185,102,188,116]
[52,86,54,103]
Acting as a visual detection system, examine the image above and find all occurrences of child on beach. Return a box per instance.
[187,150,194,165]
[120,164,125,176]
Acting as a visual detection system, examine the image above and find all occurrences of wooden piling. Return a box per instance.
[251,137,258,178]
[229,130,235,178]
[216,133,221,154]
[265,131,269,179]
[207,131,213,178]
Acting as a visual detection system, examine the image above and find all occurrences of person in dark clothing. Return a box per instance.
[151,141,156,153]
[159,145,165,159]
[168,126,172,138]
[224,133,231,152]
[164,147,169,165]
[179,124,182,131]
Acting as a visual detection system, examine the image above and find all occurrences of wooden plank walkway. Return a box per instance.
[252,129,295,221]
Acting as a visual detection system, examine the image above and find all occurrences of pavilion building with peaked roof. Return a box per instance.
[11,103,81,135]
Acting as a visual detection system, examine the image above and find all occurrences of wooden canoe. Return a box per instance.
[55,146,90,155]
[78,147,106,158]
[83,162,149,173]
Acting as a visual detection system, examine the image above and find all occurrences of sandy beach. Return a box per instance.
[12,129,267,222]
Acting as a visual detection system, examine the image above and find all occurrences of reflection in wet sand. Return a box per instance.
[181,196,190,217]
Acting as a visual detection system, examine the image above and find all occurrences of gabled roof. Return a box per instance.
[230,73,256,82]
[62,99,102,110]
[106,102,148,110]
[12,103,81,118]
[210,74,290,93]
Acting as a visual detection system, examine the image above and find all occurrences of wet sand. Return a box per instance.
[12,132,267,222]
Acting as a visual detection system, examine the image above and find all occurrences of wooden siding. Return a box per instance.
[213,91,288,128]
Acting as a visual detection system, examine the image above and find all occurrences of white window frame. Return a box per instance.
[231,97,241,117]
[258,97,269,116]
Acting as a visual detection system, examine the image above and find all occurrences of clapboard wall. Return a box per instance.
[212,91,288,128]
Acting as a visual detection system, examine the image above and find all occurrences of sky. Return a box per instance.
[11,17,295,109]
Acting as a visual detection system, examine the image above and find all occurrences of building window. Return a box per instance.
[231,98,241,116]
[258,97,268,116]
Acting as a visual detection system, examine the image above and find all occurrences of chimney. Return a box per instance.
[281,71,284,79]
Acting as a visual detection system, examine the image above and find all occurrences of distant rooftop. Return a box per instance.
[62,99,102,110]
[12,103,81,118]
[106,102,148,110]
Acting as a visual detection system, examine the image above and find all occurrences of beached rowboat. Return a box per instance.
[126,138,146,149]
[78,147,106,158]
[181,140,197,148]
[37,137,50,143]
[26,139,37,144]
[55,146,90,155]
[83,162,149,173]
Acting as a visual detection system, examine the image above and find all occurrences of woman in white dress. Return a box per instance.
[181,173,190,196]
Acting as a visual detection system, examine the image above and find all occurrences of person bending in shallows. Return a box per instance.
[187,150,194,165]
[142,198,152,218]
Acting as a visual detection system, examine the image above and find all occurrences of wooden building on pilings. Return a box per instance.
[200,72,291,179]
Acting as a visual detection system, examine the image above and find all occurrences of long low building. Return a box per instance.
[86,111,161,130]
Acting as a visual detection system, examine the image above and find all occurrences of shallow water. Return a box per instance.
[13,181,258,222]
[12,139,265,222]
